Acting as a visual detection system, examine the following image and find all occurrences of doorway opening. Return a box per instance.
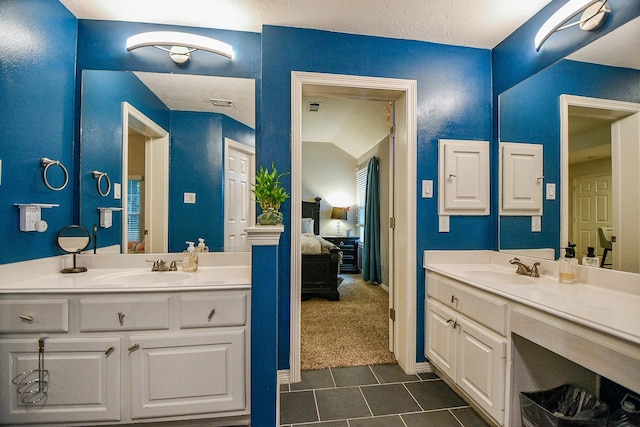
[122,102,169,254]
[290,72,417,383]
[561,95,640,273]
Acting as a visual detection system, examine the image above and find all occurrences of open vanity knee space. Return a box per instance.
[0,255,251,427]
[424,250,640,427]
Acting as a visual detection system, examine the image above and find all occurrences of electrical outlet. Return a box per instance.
[532,216,542,232]
[184,192,196,204]
[439,215,450,233]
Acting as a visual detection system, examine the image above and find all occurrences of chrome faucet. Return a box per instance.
[147,259,179,272]
[509,258,540,278]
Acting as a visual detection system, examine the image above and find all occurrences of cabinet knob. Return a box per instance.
[208,308,216,321]
[19,315,34,323]
[118,312,125,326]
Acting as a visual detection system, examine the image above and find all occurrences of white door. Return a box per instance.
[572,174,612,261]
[224,139,255,252]
[612,112,640,272]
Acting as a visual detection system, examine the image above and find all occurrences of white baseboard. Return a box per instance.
[415,362,433,374]
[278,369,291,384]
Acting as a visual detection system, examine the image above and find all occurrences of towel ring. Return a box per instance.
[92,171,111,197]
[40,158,69,191]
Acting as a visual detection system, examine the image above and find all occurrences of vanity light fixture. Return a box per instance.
[126,31,234,64]
[534,0,610,51]
[210,98,235,108]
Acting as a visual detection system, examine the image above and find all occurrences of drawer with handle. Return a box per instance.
[179,293,247,328]
[0,299,69,333]
[79,297,170,331]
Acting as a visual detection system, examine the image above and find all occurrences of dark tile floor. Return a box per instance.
[280,364,491,426]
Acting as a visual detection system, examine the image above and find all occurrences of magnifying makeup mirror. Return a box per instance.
[56,225,91,273]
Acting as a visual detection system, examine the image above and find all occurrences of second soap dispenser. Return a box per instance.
[182,241,198,272]
[559,242,578,284]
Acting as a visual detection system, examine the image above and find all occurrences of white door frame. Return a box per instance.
[560,95,640,270]
[224,137,256,251]
[122,102,169,253]
[290,72,417,382]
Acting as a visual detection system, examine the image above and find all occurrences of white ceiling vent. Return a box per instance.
[307,101,322,112]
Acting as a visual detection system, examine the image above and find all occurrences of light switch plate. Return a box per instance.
[114,183,121,200]
[0,159,3,186]
[184,192,196,204]
[532,215,542,232]
[422,180,433,198]
[439,215,450,233]
[546,183,556,200]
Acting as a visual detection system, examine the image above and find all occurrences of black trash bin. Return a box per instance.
[520,384,610,427]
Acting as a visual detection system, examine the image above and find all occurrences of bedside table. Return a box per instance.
[323,236,360,273]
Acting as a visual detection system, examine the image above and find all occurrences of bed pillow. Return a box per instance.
[301,218,315,234]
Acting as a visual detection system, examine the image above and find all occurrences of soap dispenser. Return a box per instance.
[182,241,198,272]
[559,242,578,284]
[582,246,600,268]
[196,238,209,253]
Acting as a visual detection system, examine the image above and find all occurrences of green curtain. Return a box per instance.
[363,157,382,284]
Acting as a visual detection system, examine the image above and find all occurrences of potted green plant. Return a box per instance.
[252,163,290,225]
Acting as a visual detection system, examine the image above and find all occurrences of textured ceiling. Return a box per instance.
[59,0,552,49]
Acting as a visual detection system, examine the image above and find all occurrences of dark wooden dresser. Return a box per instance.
[323,236,360,274]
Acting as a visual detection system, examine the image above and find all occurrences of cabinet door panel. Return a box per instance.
[129,330,246,419]
[457,321,506,423]
[425,301,456,379]
[0,338,121,425]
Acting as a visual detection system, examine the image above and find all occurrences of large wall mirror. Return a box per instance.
[79,70,256,254]
[499,17,640,273]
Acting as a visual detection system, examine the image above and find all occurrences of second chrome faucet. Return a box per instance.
[509,257,540,277]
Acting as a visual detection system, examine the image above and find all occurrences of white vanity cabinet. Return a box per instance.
[0,288,250,426]
[426,272,508,425]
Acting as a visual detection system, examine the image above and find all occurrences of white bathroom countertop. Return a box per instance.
[424,250,640,346]
[0,266,251,294]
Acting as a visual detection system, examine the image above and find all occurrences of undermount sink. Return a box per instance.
[93,271,192,286]
[464,268,540,285]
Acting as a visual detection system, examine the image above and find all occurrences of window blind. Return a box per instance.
[356,165,368,226]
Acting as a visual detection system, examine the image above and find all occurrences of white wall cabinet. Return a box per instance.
[0,289,250,426]
[500,142,543,215]
[439,139,490,216]
[426,273,507,425]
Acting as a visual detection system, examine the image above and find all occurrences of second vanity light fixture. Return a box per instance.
[126,31,234,64]
[535,0,610,51]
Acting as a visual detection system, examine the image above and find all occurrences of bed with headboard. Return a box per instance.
[301,197,341,301]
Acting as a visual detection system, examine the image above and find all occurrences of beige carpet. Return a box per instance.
[300,275,397,370]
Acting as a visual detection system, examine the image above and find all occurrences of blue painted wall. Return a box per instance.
[260,26,494,369]
[0,0,77,263]
[80,70,170,248]
[499,60,640,253]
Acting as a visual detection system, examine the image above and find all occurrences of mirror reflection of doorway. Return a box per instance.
[122,102,169,254]
[563,96,640,273]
